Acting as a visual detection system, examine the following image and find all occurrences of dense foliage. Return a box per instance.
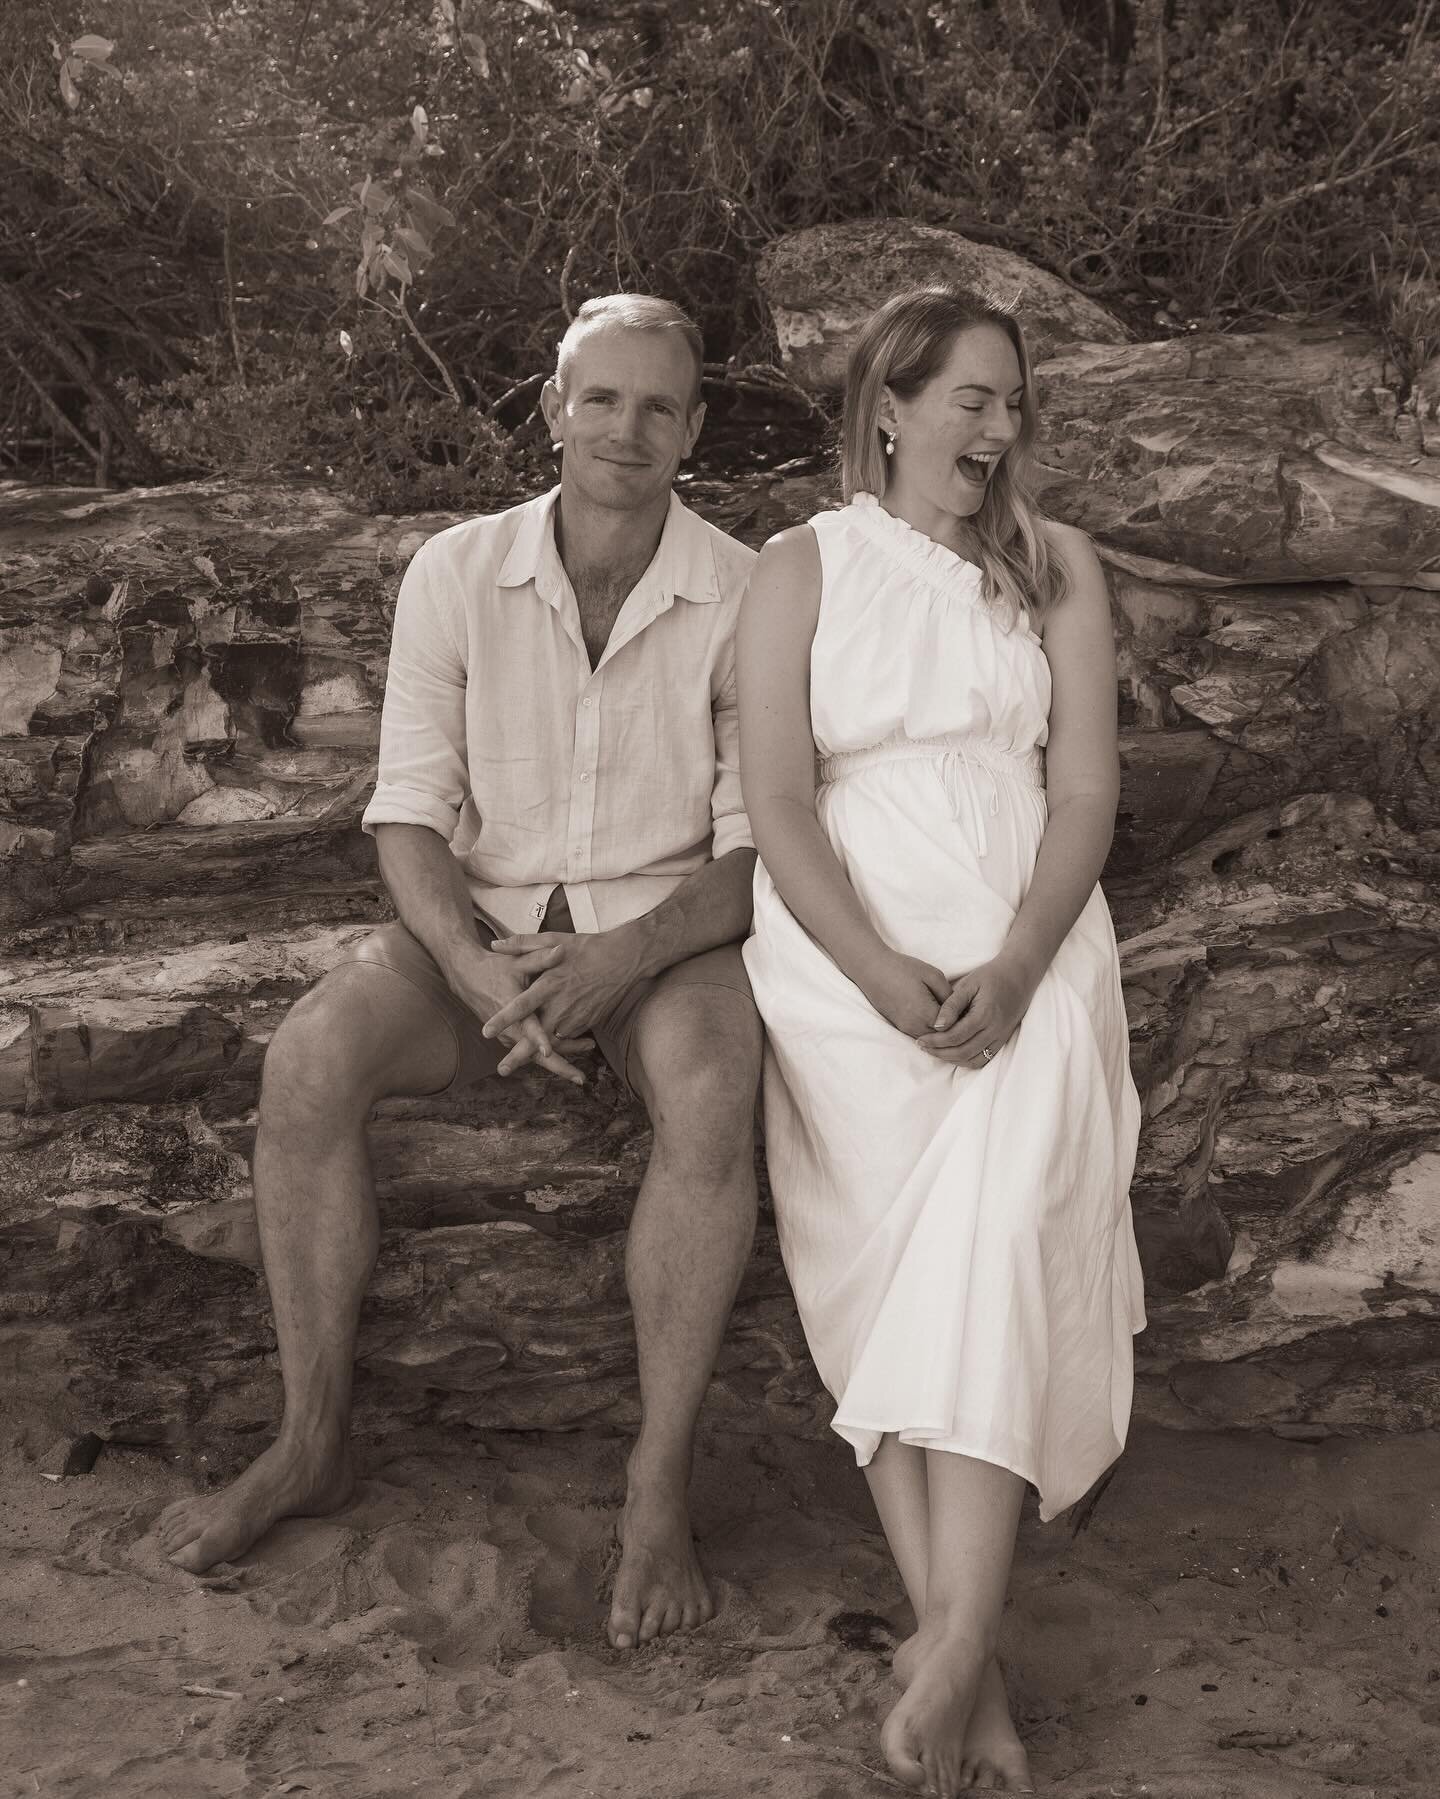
[3,0,1436,506]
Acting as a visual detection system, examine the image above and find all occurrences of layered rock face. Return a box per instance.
[3,333,1439,1472]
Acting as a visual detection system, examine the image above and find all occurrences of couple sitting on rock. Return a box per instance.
[156,289,1145,1796]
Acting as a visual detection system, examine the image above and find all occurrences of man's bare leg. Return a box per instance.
[154,965,466,1573]
[605,983,761,1648]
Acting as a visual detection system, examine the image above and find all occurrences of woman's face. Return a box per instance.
[882,325,1025,525]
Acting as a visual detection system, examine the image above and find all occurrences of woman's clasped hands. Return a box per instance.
[859,946,1037,1067]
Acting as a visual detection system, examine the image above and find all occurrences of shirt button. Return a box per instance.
[579,771,591,782]
[582,696,593,708]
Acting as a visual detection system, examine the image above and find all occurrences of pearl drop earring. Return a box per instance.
[884,430,897,457]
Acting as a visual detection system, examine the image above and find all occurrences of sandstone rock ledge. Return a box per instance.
[3,476,1439,1479]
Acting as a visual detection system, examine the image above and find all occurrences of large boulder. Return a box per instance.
[757,219,1128,392]
[1034,330,1440,581]
[3,476,1440,1462]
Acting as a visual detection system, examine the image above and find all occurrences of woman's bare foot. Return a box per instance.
[154,1435,354,1574]
[605,1476,714,1650]
[892,1637,1034,1791]
[881,1616,986,1794]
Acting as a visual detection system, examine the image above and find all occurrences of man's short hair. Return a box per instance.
[554,295,705,408]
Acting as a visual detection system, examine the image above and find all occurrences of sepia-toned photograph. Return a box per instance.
[3,2,1438,1794]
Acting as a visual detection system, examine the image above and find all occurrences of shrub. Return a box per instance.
[3,0,1436,504]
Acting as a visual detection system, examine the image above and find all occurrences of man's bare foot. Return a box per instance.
[892,1636,1034,1792]
[605,1477,713,1649]
[881,1616,987,1796]
[155,1436,354,1574]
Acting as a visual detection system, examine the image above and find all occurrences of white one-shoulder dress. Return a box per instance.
[743,494,1146,1521]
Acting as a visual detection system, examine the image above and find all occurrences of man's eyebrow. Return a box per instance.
[949,382,1026,397]
[574,383,682,403]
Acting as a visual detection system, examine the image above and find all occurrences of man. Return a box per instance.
[156,295,763,1652]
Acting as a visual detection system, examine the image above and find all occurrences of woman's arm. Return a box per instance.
[738,527,948,1037]
[919,523,1121,1059]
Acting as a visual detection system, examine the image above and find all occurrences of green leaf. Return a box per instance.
[322,206,354,226]
[70,34,114,61]
[407,191,456,236]
[463,33,489,78]
[59,62,80,109]
[381,249,413,285]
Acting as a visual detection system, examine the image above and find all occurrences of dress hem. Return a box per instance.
[833,1417,1125,1525]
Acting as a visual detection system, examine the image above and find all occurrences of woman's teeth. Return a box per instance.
[958,453,1000,478]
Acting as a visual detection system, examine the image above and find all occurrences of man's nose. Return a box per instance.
[606,399,646,439]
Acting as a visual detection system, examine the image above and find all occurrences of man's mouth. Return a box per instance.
[957,452,1002,484]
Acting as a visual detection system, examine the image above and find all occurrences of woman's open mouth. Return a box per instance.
[957,452,1002,485]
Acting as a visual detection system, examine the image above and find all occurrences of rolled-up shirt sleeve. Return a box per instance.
[361,543,470,842]
[709,659,755,858]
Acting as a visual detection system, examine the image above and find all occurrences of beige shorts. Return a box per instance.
[337,905,753,1099]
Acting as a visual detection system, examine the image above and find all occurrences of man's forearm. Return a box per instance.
[617,848,758,980]
[373,822,481,984]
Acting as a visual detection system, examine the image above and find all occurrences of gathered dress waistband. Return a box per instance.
[819,735,1044,859]
[819,735,1044,789]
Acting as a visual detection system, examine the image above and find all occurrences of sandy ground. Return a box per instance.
[4,1419,1439,1799]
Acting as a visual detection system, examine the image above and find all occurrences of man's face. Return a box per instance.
[543,326,705,513]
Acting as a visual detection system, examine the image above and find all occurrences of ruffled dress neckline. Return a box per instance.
[849,491,984,586]
[848,492,1040,643]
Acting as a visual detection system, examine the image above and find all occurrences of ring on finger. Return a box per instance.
[980,1045,995,1061]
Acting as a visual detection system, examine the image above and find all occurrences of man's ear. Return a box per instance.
[540,378,563,443]
[682,399,707,457]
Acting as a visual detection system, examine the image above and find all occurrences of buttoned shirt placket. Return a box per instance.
[534,559,675,935]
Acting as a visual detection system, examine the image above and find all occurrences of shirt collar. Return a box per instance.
[496,485,724,606]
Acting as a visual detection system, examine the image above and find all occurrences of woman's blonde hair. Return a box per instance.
[840,284,1066,622]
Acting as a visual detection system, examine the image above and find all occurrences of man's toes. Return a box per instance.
[606,1601,640,1650]
[168,1534,218,1575]
[157,1504,200,1550]
[658,1601,683,1636]
[636,1602,666,1644]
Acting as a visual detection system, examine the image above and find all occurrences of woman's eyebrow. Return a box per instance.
[949,382,1026,397]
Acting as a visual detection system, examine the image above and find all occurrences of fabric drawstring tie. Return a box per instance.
[941,747,1000,859]
[817,736,1044,864]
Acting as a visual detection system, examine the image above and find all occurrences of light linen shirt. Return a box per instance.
[361,485,757,937]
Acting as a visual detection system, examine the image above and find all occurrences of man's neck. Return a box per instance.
[553,483,670,587]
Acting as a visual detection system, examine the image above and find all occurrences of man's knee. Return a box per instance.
[259,967,407,1128]
[644,992,762,1173]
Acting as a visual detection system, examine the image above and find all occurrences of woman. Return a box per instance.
[737,285,1145,1796]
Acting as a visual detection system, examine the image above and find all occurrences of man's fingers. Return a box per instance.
[489,932,555,957]
[496,1033,586,1086]
[537,1048,586,1086]
[509,946,563,978]
[481,984,547,1038]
